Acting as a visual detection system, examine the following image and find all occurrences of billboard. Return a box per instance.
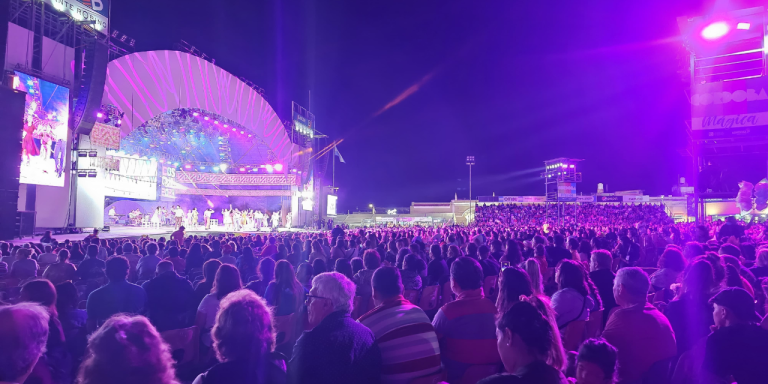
[597,195,623,203]
[13,72,69,187]
[557,182,576,198]
[45,0,109,32]
[690,77,768,139]
[327,195,337,216]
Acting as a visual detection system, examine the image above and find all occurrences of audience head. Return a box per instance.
[613,267,650,307]
[146,242,158,256]
[362,249,381,270]
[212,290,275,364]
[0,303,50,384]
[523,258,544,295]
[683,242,705,261]
[76,315,179,384]
[576,338,618,384]
[372,266,404,304]
[311,258,327,275]
[682,259,715,298]
[658,248,686,272]
[556,259,589,298]
[87,244,99,258]
[308,272,356,327]
[55,281,80,313]
[20,279,57,313]
[710,287,761,327]
[497,266,533,313]
[590,250,613,272]
[257,257,276,282]
[155,260,174,276]
[202,259,222,282]
[106,256,130,282]
[57,249,70,263]
[450,256,484,294]
[122,242,133,254]
[213,264,243,300]
[296,262,313,285]
[496,301,565,373]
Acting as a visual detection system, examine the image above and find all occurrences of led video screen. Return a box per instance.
[13,71,69,187]
[327,194,337,216]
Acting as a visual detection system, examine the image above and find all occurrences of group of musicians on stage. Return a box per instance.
[118,205,290,230]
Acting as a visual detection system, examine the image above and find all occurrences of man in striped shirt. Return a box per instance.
[432,256,501,382]
[358,267,442,384]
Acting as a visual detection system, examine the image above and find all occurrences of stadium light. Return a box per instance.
[220,163,228,172]
[274,163,283,172]
[266,164,274,172]
[701,21,729,40]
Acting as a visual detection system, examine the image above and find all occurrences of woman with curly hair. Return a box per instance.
[194,290,286,384]
[76,315,179,384]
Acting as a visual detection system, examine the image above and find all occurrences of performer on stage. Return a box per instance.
[187,208,196,229]
[174,205,184,228]
[233,209,242,231]
[151,207,161,228]
[108,206,117,224]
[222,208,232,231]
[204,208,214,230]
[271,211,279,229]
[286,212,292,229]
[191,208,199,229]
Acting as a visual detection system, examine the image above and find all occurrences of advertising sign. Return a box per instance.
[501,196,522,203]
[576,196,596,203]
[690,76,768,139]
[597,195,623,203]
[45,0,109,32]
[623,195,650,203]
[522,196,546,203]
[326,195,337,216]
[557,182,577,198]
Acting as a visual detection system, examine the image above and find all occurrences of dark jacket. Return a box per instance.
[589,268,617,326]
[198,355,287,384]
[288,310,381,384]
[142,271,195,332]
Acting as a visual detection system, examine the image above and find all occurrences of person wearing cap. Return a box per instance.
[218,244,237,266]
[702,287,768,384]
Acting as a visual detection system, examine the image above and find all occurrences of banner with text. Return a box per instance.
[45,0,109,32]
[690,77,768,139]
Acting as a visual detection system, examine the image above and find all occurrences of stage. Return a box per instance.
[10,225,312,245]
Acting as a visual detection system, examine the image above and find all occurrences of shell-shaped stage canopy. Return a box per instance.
[102,50,300,168]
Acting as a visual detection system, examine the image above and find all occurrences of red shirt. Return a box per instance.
[171,230,184,244]
[601,302,676,384]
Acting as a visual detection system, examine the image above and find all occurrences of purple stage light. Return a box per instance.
[248,134,252,137]
[240,131,244,134]
[185,165,192,169]
[232,128,236,132]
[701,21,729,40]
[239,167,245,172]
[224,124,228,127]
[97,112,103,118]
[274,163,283,172]
[569,164,574,168]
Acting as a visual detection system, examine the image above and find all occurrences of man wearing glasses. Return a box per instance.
[288,272,382,384]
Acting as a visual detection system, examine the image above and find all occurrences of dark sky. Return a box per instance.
[112,0,758,212]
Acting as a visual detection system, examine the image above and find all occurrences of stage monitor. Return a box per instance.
[327,194,337,216]
[103,151,158,200]
[13,71,69,187]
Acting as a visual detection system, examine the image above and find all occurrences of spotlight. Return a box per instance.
[274,163,283,172]
[219,163,228,172]
[200,166,205,170]
[117,119,122,125]
[88,151,97,157]
[265,164,274,172]
[569,164,574,168]
[204,116,209,120]
[212,166,219,171]
[185,164,192,169]
[737,22,750,30]
[240,131,244,134]
[77,170,87,177]
[224,124,228,127]
[232,128,236,132]
[214,121,219,124]
[96,112,103,118]
[173,162,180,166]
[193,112,199,116]
[87,170,97,178]
[239,167,245,172]
[701,21,729,40]
[248,134,252,137]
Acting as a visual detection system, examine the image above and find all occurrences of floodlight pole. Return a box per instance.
[466,156,475,225]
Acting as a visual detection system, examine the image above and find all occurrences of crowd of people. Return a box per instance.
[1,202,768,384]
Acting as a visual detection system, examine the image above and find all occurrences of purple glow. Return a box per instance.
[240,131,244,134]
[193,112,199,116]
[204,116,209,120]
[214,121,219,124]
[224,124,228,127]
[737,22,750,30]
[274,163,283,172]
[239,167,245,172]
[701,22,729,40]
[185,165,192,169]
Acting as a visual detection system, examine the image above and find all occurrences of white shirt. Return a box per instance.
[175,208,184,218]
[197,293,221,346]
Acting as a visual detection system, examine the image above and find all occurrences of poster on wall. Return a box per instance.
[13,71,69,187]
[327,195,337,216]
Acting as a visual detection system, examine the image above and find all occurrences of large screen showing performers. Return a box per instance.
[13,71,69,187]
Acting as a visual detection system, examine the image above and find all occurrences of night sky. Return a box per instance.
[112,0,761,213]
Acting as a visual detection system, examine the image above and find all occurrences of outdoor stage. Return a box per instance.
[11,225,312,245]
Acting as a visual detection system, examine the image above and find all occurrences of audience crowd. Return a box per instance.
[1,203,768,384]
